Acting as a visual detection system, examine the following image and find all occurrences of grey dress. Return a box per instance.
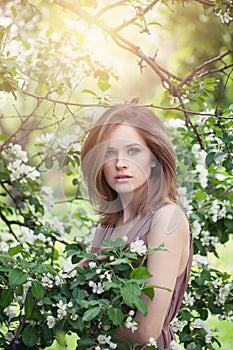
[91,206,193,349]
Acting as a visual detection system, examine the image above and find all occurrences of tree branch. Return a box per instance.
[96,0,127,18]
[115,0,160,32]
[193,0,215,6]
[178,49,233,88]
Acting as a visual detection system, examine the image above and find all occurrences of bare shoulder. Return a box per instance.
[149,203,190,245]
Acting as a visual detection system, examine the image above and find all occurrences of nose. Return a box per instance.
[116,156,127,170]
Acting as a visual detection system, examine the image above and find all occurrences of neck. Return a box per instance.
[119,192,136,224]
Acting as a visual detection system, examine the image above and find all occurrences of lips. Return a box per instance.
[114,174,132,180]
[114,174,133,183]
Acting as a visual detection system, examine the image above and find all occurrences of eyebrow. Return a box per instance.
[106,143,142,149]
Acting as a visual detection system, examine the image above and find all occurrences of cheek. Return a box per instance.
[134,156,152,174]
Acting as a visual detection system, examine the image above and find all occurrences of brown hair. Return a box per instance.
[81,104,177,226]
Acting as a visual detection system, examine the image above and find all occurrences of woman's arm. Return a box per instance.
[115,204,190,346]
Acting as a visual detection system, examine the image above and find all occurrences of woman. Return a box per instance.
[81,104,193,349]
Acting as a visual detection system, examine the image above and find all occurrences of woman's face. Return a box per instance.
[102,124,155,196]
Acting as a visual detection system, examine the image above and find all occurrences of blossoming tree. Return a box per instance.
[0,0,232,349]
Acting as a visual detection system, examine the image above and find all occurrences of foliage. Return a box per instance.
[0,0,232,349]
[0,230,166,349]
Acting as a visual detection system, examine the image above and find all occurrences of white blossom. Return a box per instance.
[92,282,104,294]
[88,281,95,287]
[41,273,54,288]
[35,133,55,145]
[196,164,208,188]
[57,300,67,319]
[70,313,79,320]
[191,318,205,329]
[5,332,15,342]
[192,220,201,237]
[97,334,115,347]
[169,340,183,349]
[71,142,81,152]
[4,305,19,320]
[52,216,65,235]
[216,8,233,24]
[219,310,233,322]
[122,235,128,242]
[190,320,212,344]
[61,262,73,273]
[193,254,212,268]
[88,261,97,269]
[128,310,135,316]
[41,186,54,209]
[36,233,47,242]
[170,316,187,333]
[125,316,138,333]
[8,143,28,162]
[59,134,77,149]
[147,337,157,347]
[183,291,195,307]
[165,118,185,128]
[0,241,9,252]
[130,239,147,256]
[46,315,56,328]
[209,199,230,223]
[192,145,208,188]
[7,159,39,182]
[201,230,218,247]
[215,283,232,306]
[186,342,196,350]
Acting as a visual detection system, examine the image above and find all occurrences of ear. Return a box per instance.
[151,160,156,168]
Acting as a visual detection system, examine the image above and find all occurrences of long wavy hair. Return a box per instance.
[81,104,177,226]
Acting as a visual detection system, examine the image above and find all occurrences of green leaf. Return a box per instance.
[134,297,148,316]
[9,268,28,286]
[25,293,34,318]
[98,79,111,92]
[22,325,39,347]
[195,189,207,200]
[101,238,127,250]
[130,267,152,283]
[142,285,155,300]
[31,280,44,300]
[77,337,96,347]
[45,156,53,169]
[214,152,226,163]
[229,104,233,112]
[148,21,162,27]
[0,134,8,140]
[102,281,120,291]
[121,282,141,307]
[83,306,101,321]
[108,307,124,326]
[0,288,14,309]
[82,88,97,96]
[55,330,67,346]
[109,258,129,266]
[223,155,233,171]
[205,151,215,166]
[222,132,233,143]
[10,5,17,18]
[8,245,23,257]
[73,287,86,300]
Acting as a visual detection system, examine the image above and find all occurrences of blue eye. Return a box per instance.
[105,150,117,158]
[128,148,140,155]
